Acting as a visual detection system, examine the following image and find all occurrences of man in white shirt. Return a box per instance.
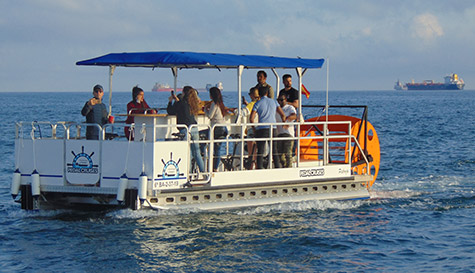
[276,94,297,167]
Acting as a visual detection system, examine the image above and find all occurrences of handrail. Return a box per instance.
[201,120,354,170]
[15,121,69,140]
[351,135,370,175]
[15,119,367,177]
[127,108,158,115]
[66,122,104,140]
[302,104,369,156]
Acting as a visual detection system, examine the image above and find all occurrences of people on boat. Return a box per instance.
[255,70,275,99]
[276,94,297,168]
[204,87,228,172]
[278,74,299,109]
[245,87,260,112]
[241,87,260,123]
[81,84,113,140]
[250,85,285,169]
[167,86,205,173]
[242,87,260,169]
[125,86,155,140]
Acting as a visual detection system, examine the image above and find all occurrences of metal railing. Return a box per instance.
[15,119,371,177]
[15,121,68,140]
[188,120,368,173]
[302,104,370,158]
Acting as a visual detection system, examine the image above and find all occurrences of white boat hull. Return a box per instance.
[13,117,378,211]
[18,174,371,211]
[146,175,371,211]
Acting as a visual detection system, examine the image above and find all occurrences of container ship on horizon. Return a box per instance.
[152,82,223,92]
[394,73,465,90]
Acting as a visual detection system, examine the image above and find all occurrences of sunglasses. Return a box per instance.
[278,99,285,102]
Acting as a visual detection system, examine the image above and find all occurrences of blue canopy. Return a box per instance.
[76,51,324,69]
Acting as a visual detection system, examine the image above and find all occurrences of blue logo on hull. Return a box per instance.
[67,146,98,174]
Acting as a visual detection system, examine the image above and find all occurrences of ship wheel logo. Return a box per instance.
[158,152,183,179]
[67,146,98,174]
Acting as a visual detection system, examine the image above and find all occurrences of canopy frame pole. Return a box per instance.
[171,67,178,92]
[271,69,280,98]
[324,58,330,165]
[237,65,244,171]
[296,67,304,118]
[108,65,115,116]
[296,67,304,167]
[295,68,308,117]
[237,65,244,119]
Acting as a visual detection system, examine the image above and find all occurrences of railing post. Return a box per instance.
[296,121,300,167]
[240,123,244,171]
[76,125,81,139]
[52,124,57,139]
[15,122,21,139]
[348,122,351,165]
[269,126,273,169]
[209,125,214,173]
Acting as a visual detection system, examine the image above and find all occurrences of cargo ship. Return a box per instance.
[152,83,180,92]
[402,73,465,90]
[394,79,407,90]
[152,82,223,92]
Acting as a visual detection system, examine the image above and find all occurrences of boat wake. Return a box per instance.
[105,199,371,219]
[369,190,420,199]
[368,174,475,211]
[235,199,369,215]
[4,208,98,220]
[373,174,473,194]
[107,206,202,219]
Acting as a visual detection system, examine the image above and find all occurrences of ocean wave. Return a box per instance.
[106,206,203,219]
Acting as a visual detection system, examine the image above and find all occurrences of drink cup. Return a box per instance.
[108,115,115,123]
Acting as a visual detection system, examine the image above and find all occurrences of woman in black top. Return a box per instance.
[167,86,205,172]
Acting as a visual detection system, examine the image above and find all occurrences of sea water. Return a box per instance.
[0,90,473,272]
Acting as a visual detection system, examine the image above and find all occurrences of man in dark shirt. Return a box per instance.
[81,84,111,140]
[278,74,300,156]
[278,74,299,109]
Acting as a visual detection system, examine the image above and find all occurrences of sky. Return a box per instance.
[1,0,474,92]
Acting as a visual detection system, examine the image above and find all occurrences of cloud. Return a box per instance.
[1,0,475,91]
[259,34,284,51]
[411,13,444,42]
[361,27,372,36]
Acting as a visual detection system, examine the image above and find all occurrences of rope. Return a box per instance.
[15,125,24,169]
[30,123,37,170]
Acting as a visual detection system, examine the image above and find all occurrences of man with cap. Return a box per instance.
[81,84,113,140]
